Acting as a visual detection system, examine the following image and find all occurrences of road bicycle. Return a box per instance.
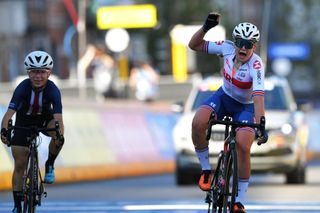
[6,119,63,213]
[204,111,265,213]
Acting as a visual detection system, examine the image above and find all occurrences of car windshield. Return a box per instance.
[192,91,215,111]
[192,86,288,111]
[264,85,288,110]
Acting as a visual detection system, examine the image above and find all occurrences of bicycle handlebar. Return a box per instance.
[6,119,63,147]
[206,111,266,143]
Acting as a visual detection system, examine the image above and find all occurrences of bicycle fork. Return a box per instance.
[205,151,226,212]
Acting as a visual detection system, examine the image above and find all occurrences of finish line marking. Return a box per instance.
[1,201,320,212]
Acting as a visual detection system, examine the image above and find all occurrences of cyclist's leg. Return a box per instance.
[192,107,212,191]
[10,118,31,212]
[235,129,254,208]
[43,117,64,183]
[233,104,255,210]
[11,145,29,212]
[192,87,225,191]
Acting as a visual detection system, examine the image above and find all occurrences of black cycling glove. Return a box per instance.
[202,12,220,32]
[256,129,268,146]
[1,128,7,137]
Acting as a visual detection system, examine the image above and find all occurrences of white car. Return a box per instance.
[173,75,308,185]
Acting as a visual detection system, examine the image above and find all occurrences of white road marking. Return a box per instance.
[1,201,320,212]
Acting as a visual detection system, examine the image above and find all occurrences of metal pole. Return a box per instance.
[77,0,87,99]
[260,0,272,67]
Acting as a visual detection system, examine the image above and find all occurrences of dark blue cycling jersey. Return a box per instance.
[8,79,62,146]
[8,79,62,116]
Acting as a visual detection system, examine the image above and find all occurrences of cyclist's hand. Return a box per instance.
[256,130,268,145]
[60,135,65,144]
[1,128,8,144]
[203,12,220,32]
[54,134,64,148]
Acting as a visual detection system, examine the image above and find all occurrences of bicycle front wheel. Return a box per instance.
[210,153,224,213]
[222,149,238,213]
[23,148,37,213]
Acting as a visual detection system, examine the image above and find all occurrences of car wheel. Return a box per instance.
[285,164,306,184]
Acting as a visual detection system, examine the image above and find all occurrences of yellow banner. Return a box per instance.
[97,4,157,29]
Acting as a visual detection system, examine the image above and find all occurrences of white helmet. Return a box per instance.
[24,51,53,71]
[232,22,260,42]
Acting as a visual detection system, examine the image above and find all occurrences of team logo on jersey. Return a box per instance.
[257,70,262,84]
[215,41,224,45]
[253,60,261,70]
[226,58,231,69]
[209,102,216,108]
[238,71,246,78]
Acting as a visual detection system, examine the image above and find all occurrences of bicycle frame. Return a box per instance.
[22,130,49,213]
[205,112,265,213]
[7,119,62,213]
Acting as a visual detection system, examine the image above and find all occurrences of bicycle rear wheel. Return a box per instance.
[222,149,238,213]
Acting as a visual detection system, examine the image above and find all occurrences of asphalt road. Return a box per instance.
[1,162,320,212]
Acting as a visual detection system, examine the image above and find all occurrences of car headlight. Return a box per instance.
[281,123,293,135]
[267,128,295,149]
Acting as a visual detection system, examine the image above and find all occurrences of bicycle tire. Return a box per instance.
[23,146,37,213]
[222,148,238,213]
[210,152,224,213]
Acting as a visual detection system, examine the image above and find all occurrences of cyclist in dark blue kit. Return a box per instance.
[0,50,65,213]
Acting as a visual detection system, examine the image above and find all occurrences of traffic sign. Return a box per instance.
[268,42,310,60]
[97,4,157,29]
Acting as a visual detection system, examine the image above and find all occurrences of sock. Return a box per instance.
[236,178,249,203]
[46,152,57,169]
[195,147,211,171]
[13,191,22,210]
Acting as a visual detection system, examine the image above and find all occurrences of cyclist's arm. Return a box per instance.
[48,83,64,135]
[188,28,207,52]
[250,56,265,124]
[1,109,15,144]
[53,113,64,135]
[253,96,265,124]
[1,109,15,129]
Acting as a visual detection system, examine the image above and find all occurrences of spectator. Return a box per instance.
[129,61,160,102]
[78,44,118,99]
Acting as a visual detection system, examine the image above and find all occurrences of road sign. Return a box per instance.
[97,4,157,29]
[268,42,310,60]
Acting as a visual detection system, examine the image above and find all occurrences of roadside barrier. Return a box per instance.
[0,100,178,191]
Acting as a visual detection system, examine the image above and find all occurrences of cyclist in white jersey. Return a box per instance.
[188,12,268,213]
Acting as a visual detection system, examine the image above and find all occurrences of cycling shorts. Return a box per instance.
[11,113,54,147]
[201,87,254,123]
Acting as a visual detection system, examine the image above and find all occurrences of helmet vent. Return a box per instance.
[35,56,42,63]
[43,56,49,63]
[28,56,34,64]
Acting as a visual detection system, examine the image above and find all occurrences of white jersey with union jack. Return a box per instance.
[205,40,265,104]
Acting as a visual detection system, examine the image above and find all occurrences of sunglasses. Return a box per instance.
[234,39,254,49]
[28,69,50,75]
